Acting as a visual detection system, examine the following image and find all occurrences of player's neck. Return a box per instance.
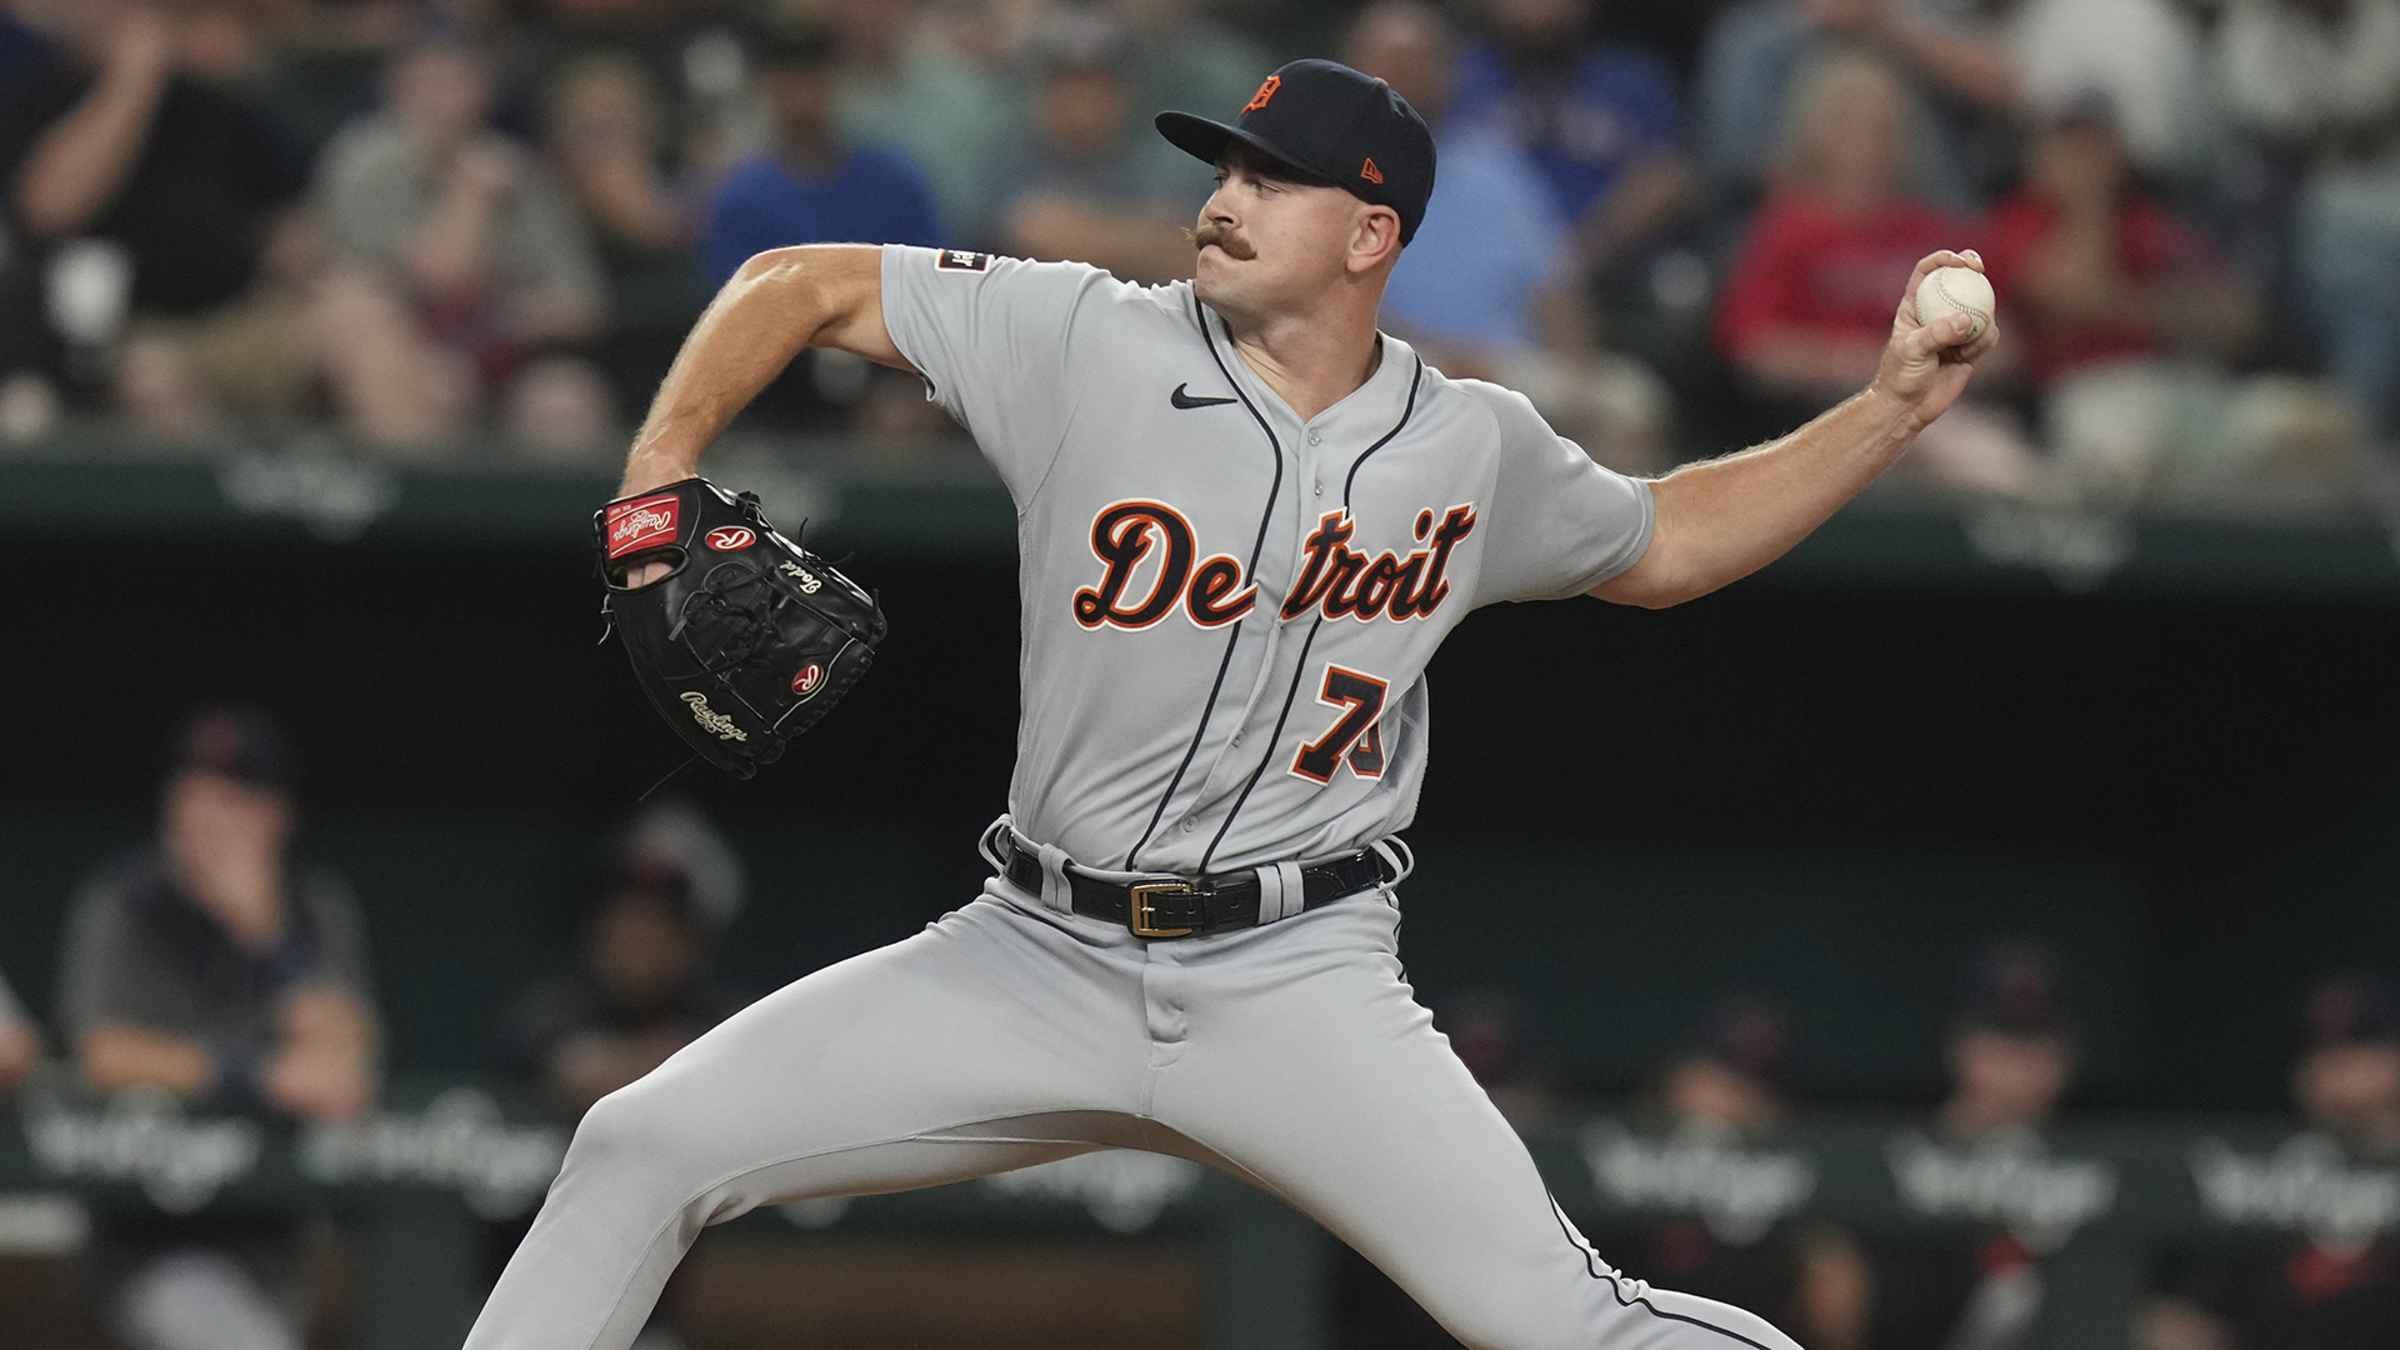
[1221,308,1384,424]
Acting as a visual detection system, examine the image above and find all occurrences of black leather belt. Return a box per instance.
[1000,835,1388,939]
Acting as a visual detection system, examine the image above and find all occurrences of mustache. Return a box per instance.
[1187,222,1256,260]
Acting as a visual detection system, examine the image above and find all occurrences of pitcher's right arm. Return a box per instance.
[619,245,904,498]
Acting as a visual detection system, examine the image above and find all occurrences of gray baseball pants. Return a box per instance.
[463,834,1803,1350]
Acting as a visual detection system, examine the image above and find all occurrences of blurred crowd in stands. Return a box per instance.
[1348,943,2400,1350]
[4,706,2400,1347]
[1,709,755,1350]
[0,0,2396,512]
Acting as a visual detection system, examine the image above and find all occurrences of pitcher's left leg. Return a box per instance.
[1148,897,1805,1350]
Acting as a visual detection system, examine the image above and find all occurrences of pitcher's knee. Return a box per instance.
[1428,1269,1589,1350]
[556,1079,715,1203]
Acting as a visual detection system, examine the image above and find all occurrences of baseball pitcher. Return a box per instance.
[469,58,1997,1349]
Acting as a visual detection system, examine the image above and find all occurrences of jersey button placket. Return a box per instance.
[1192,407,1303,821]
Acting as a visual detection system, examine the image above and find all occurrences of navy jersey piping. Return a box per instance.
[1343,354,1423,503]
[1547,1193,1777,1349]
[1121,296,1285,870]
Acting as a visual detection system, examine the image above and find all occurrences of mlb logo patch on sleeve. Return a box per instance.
[935,249,992,272]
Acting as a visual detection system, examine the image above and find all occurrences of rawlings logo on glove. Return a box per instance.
[594,478,888,778]
[605,495,680,558]
[679,691,749,741]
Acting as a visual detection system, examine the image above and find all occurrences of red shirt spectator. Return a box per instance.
[1979,101,2236,384]
[1712,50,1968,402]
[1716,194,1965,366]
[1981,195,2212,380]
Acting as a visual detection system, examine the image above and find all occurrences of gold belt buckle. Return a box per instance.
[1128,880,1199,939]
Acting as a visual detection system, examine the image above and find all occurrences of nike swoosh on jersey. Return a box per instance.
[1170,383,1238,410]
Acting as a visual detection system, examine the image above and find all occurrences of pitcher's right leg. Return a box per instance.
[463,891,1153,1350]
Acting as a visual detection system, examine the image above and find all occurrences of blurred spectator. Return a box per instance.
[480,803,743,1350]
[1715,50,1963,397]
[2004,0,2205,181]
[698,20,940,433]
[56,706,380,1350]
[2212,0,2400,446]
[1984,94,2257,386]
[1622,998,1875,1350]
[1440,987,1565,1129]
[999,9,1196,285]
[486,804,748,1350]
[544,53,696,308]
[0,1,342,438]
[1346,0,1670,469]
[831,0,1032,243]
[2144,972,2400,1350]
[1350,1,1562,353]
[0,966,40,1093]
[2292,973,2400,1152]
[503,801,748,1116]
[235,0,422,159]
[489,1,754,189]
[0,0,63,86]
[503,352,623,459]
[702,22,939,284]
[1121,0,1277,143]
[1983,93,2361,508]
[540,50,702,449]
[1714,48,2048,496]
[1936,941,2076,1138]
[1448,0,1693,280]
[1865,940,2077,1350]
[1657,995,1795,1133]
[317,34,611,453]
[1697,0,2023,218]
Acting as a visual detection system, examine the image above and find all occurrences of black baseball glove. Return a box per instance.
[594,477,887,778]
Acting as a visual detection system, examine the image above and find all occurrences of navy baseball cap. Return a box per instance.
[1957,941,2072,1038]
[1156,58,1437,246]
[170,706,297,791]
[1693,994,1792,1087]
[2305,973,2400,1048]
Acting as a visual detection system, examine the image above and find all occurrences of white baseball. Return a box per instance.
[1915,265,1996,343]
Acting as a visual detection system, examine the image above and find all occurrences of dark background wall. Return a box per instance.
[11,509,2400,1115]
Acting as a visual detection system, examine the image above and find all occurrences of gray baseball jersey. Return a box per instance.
[463,249,1804,1350]
[876,245,1652,876]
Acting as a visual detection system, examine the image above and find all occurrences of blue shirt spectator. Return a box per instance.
[1448,42,1683,227]
[1696,1,2022,216]
[0,8,57,87]
[705,22,941,285]
[702,147,939,284]
[1384,125,1567,349]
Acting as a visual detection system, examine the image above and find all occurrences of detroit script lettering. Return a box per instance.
[1072,499,1479,632]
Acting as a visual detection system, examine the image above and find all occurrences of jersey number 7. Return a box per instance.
[1290,664,1387,784]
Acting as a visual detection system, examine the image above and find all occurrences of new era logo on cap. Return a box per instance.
[1155,58,1437,245]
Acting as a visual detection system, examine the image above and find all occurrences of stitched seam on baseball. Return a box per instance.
[1930,272,1988,336]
